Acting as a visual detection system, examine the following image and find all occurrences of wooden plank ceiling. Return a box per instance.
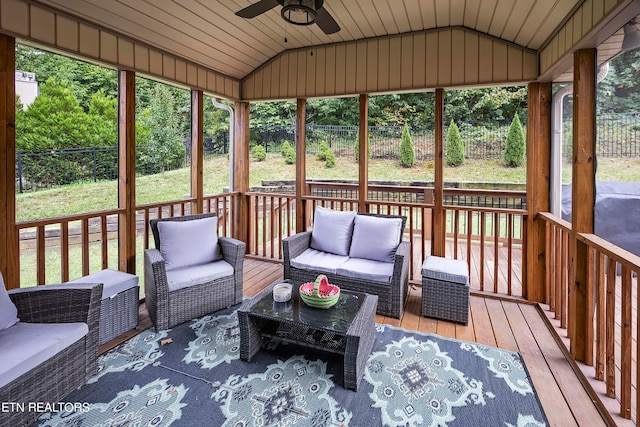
[32,0,582,81]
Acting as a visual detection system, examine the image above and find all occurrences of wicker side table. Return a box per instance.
[421,256,469,325]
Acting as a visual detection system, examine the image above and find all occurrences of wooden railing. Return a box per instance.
[540,211,640,421]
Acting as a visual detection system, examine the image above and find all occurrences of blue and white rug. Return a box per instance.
[36,304,548,426]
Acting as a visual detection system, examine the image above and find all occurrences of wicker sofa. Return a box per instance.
[283,208,410,318]
[0,276,102,427]
[145,213,245,331]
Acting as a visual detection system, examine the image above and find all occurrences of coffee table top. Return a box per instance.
[243,279,366,334]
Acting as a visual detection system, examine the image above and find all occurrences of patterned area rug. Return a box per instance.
[36,304,548,427]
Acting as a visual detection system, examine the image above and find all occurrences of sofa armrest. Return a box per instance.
[282,231,312,279]
[392,241,411,298]
[218,237,246,271]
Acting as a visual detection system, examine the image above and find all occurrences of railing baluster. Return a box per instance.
[61,222,69,282]
[595,251,605,381]
[621,265,632,419]
[561,230,568,330]
[101,215,108,270]
[507,213,513,296]
[37,226,45,285]
[480,211,485,291]
[82,218,90,276]
[555,226,562,321]
[605,258,616,398]
[466,210,472,277]
[493,212,499,294]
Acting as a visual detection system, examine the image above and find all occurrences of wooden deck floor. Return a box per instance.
[104,257,629,427]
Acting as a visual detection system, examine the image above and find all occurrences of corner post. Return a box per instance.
[118,70,136,274]
[191,90,204,214]
[296,98,307,232]
[433,88,445,257]
[233,101,250,243]
[358,94,369,213]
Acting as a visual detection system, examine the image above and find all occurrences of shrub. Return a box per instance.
[280,140,292,157]
[446,120,465,167]
[284,146,296,164]
[504,113,525,167]
[317,141,330,160]
[354,132,371,161]
[251,145,266,161]
[325,148,336,168]
[399,124,416,168]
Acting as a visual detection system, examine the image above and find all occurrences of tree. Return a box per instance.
[251,145,266,161]
[504,113,525,167]
[325,148,336,168]
[399,124,416,167]
[281,140,293,157]
[446,120,465,167]
[317,141,330,160]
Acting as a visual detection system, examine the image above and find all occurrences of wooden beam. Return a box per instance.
[570,49,596,363]
[295,98,307,232]
[233,101,250,243]
[0,34,18,288]
[526,82,551,302]
[433,88,445,257]
[191,90,204,214]
[118,70,136,274]
[358,94,369,213]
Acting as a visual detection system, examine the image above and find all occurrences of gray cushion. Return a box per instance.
[422,255,469,285]
[0,321,88,388]
[0,273,18,331]
[165,260,234,291]
[158,216,222,271]
[336,257,395,283]
[349,215,403,262]
[68,269,139,299]
[290,248,349,275]
[310,207,356,256]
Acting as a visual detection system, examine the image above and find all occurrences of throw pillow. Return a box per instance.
[349,215,403,262]
[0,273,19,330]
[310,207,356,256]
[158,216,222,271]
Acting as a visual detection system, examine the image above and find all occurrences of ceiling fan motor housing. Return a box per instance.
[280,0,324,25]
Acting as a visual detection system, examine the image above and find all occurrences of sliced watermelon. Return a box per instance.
[315,274,330,296]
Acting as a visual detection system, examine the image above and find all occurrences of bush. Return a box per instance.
[251,145,266,161]
[317,141,330,160]
[504,113,525,167]
[280,140,292,157]
[399,124,416,167]
[325,148,336,168]
[354,132,371,161]
[284,146,296,164]
[446,120,465,167]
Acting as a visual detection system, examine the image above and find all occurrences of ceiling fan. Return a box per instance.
[235,0,341,35]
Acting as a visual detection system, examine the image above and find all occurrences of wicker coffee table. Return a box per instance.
[238,279,377,391]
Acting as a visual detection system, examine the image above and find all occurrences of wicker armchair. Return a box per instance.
[0,282,102,427]
[145,213,245,331]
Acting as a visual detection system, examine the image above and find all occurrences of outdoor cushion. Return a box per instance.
[0,273,18,331]
[165,260,234,291]
[68,268,139,299]
[336,257,395,283]
[290,248,350,275]
[349,215,403,262]
[310,207,356,256]
[422,255,469,285]
[0,321,88,388]
[158,216,222,271]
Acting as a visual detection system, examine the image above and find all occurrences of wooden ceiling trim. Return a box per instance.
[0,0,240,100]
[242,27,538,101]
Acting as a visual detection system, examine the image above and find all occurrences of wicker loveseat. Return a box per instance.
[145,213,245,331]
[0,275,102,427]
[283,207,410,318]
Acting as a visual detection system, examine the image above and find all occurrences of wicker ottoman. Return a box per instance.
[69,269,139,345]
[421,256,470,325]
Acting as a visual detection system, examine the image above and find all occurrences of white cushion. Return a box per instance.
[165,260,234,292]
[422,256,469,285]
[290,248,349,275]
[68,269,139,299]
[336,257,395,283]
[349,215,403,262]
[310,207,356,256]
[0,322,88,388]
[158,216,222,271]
[0,273,19,331]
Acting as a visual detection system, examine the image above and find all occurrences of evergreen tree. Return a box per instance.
[504,114,525,167]
[251,145,266,161]
[317,141,330,160]
[280,140,293,157]
[446,120,465,167]
[399,124,416,167]
[325,148,336,168]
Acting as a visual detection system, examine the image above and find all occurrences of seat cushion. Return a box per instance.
[0,321,88,388]
[336,257,395,283]
[158,216,222,271]
[165,260,234,292]
[310,207,356,256]
[68,268,139,299]
[0,273,18,331]
[349,215,403,262]
[422,255,469,285]
[290,248,349,275]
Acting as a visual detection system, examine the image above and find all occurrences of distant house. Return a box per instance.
[15,71,38,109]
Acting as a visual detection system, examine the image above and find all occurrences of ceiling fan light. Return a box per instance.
[281,0,316,26]
[622,19,640,51]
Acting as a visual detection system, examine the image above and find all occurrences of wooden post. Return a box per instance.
[118,70,136,274]
[0,34,18,288]
[526,82,551,302]
[358,94,369,213]
[432,88,445,257]
[295,98,307,232]
[570,49,596,363]
[190,90,204,214]
[233,101,250,243]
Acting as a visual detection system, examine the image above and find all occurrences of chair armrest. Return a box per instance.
[219,237,246,271]
[282,232,312,279]
[145,248,170,330]
[392,241,411,295]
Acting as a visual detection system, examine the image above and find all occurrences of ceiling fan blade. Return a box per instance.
[315,7,340,34]
[235,0,279,18]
